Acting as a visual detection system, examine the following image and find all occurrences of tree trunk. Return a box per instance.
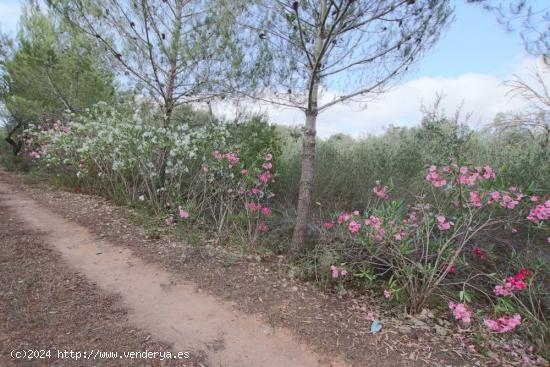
[290,110,317,256]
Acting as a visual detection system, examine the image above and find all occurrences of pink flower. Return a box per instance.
[251,187,261,195]
[445,263,456,273]
[257,222,268,232]
[260,207,272,216]
[500,194,519,209]
[527,201,550,223]
[337,212,351,224]
[330,265,339,278]
[481,165,496,180]
[247,202,261,211]
[224,152,239,167]
[322,222,334,230]
[348,220,361,233]
[372,181,389,200]
[484,314,521,333]
[383,289,391,299]
[262,162,272,170]
[178,206,189,219]
[472,247,487,261]
[202,163,209,172]
[469,191,482,207]
[494,269,531,296]
[241,169,248,175]
[330,265,347,278]
[425,166,448,188]
[436,215,451,231]
[530,195,540,202]
[165,216,175,225]
[448,301,472,323]
[259,171,272,184]
[490,191,501,201]
[394,230,406,241]
[29,151,41,159]
[352,210,360,216]
[265,153,273,161]
[213,150,223,160]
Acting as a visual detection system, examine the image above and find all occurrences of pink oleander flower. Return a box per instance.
[259,171,272,184]
[212,150,223,160]
[201,163,209,172]
[445,263,456,273]
[265,153,273,161]
[241,169,248,175]
[425,166,447,187]
[178,206,189,219]
[484,314,521,333]
[352,210,360,216]
[348,220,361,233]
[257,222,268,232]
[251,187,262,195]
[322,222,334,230]
[511,227,518,233]
[498,193,519,209]
[337,212,351,224]
[247,202,261,211]
[29,151,41,159]
[165,216,175,226]
[262,162,272,170]
[469,191,482,207]
[530,195,540,202]
[372,181,390,200]
[448,301,472,324]
[330,265,347,279]
[472,247,487,261]
[436,215,451,231]
[527,201,550,223]
[494,269,531,296]
[238,186,246,195]
[481,165,496,180]
[224,152,239,167]
[260,207,272,216]
[383,289,392,299]
[394,230,406,241]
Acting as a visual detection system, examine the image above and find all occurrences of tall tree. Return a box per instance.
[47,0,244,186]
[236,0,452,255]
[0,3,115,155]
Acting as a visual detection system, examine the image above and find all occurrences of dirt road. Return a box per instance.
[0,180,345,367]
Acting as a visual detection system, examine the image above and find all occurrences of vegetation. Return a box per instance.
[1,0,549,363]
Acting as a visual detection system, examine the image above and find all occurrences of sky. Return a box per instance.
[1,0,548,137]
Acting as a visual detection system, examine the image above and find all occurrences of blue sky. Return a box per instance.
[415,1,528,79]
[1,0,547,136]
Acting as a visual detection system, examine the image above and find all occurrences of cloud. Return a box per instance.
[213,57,543,139]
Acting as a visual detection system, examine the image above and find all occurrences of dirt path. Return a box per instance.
[0,181,345,367]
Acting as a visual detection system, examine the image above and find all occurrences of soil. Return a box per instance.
[0,200,206,366]
[0,169,492,366]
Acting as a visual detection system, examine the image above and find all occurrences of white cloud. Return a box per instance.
[212,57,545,139]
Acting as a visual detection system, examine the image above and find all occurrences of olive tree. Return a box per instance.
[236,0,453,255]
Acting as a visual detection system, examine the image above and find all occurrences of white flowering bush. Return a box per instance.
[25,102,228,210]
